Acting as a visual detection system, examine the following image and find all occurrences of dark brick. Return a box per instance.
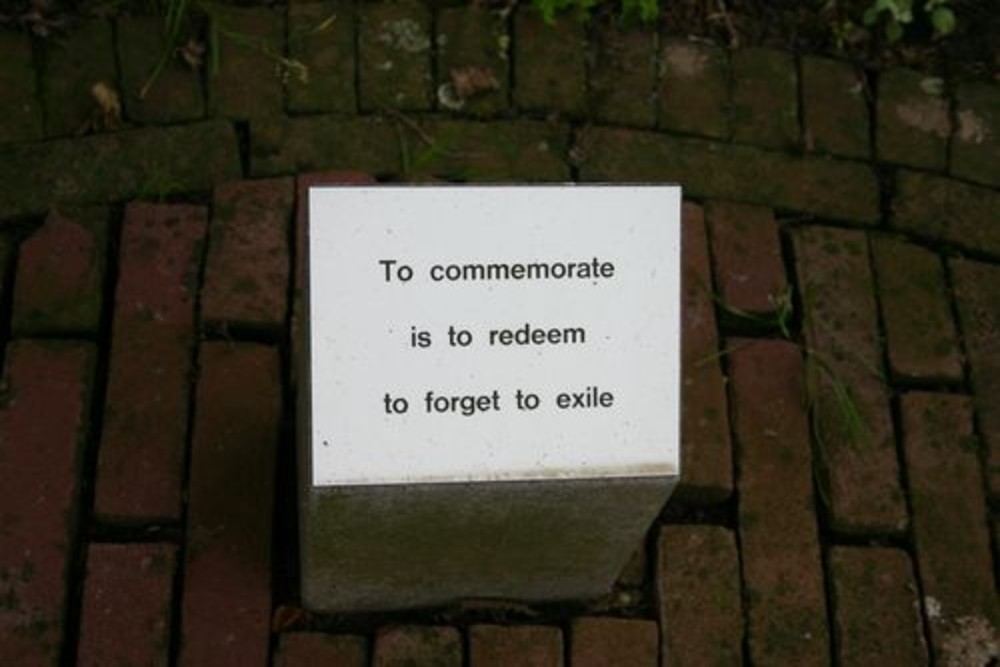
[0,121,241,220]
[0,31,42,143]
[292,171,375,390]
[829,547,928,667]
[658,39,729,139]
[590,22,656,127]
[209,7,286,120]
[657,526,743,667]
[94,203,205,521]
[12,207,107,336]
[0,238,11,304]
[202,178,293,330]
[676,202,732,505]
[359,1,433,111]
[951,81,1000,187]
[891,170,1000,256]
[118,15,204,124]
[877,69,950,170]
[801,56,870,159]
[513,9,586,116]
[374,626,462,667]
[77,544,177,667]
[729,339,830,667]
[571,617,658,667]
[900,392,999,664]
[469,625,562,667]
[274,633,368,667]
[705,201,785,315]
[287,1,357,114]
[0,341,94,666]
[180,343,282,666]
[793,226,905,535]
[870,237,961,383]
[731,48,799,150]
[577,128,880,223]
[250,115,400,177]
[42,19,117,136]
[950,259,1000,498]
[436,6,509,117]
[403,119,570,181]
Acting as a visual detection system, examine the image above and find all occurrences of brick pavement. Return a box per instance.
[0,3,997,665]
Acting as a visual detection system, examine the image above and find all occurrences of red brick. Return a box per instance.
[870,237,961,383]
[0,31,42,143]
[590,22,656,127]
[76,543,177,667]
[250,116,400,178]
[658,39,729,139]
[42,19,117,137]
[829,547,928,667]
[731,48,799,150]
[900,392,999,664]
[180,343,282,667]
[793,226,905,535]
[436,6,509,117]
[12,207,107,336]
[571,617,658,667]
[801,56,870,159]
[705,201,786,316]
[118,15,204,124]
[95,204,206,521]
[0,341,94,666]
[373,625,462,667]
[358,1,433,111]
[729,339,830,667]
[951,82,1000,187]
[676,202,732,505]
[469,625,562,667]
[951,259,1000,498]
[287,2,357,114]
[202,178,294,330]
[877,69,950,170]
[892,170,1000,256]
[657,525,743,667]
[209,7,286,120]
[292,172,375,388]
[513,9,586,116]
[274,633,368,667]
[576,128,880,224]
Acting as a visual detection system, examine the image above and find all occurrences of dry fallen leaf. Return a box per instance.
[449,66,500,100]
[90,81,122,130]
[270,605,313,632]
[178,38,206,70]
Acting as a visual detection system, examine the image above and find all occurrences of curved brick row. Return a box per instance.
[0,121,241,220]
[577,127,881,224]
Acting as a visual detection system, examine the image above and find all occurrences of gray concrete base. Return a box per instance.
[299,475,676,612]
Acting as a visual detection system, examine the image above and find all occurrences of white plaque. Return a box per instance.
[308,185,681,487]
